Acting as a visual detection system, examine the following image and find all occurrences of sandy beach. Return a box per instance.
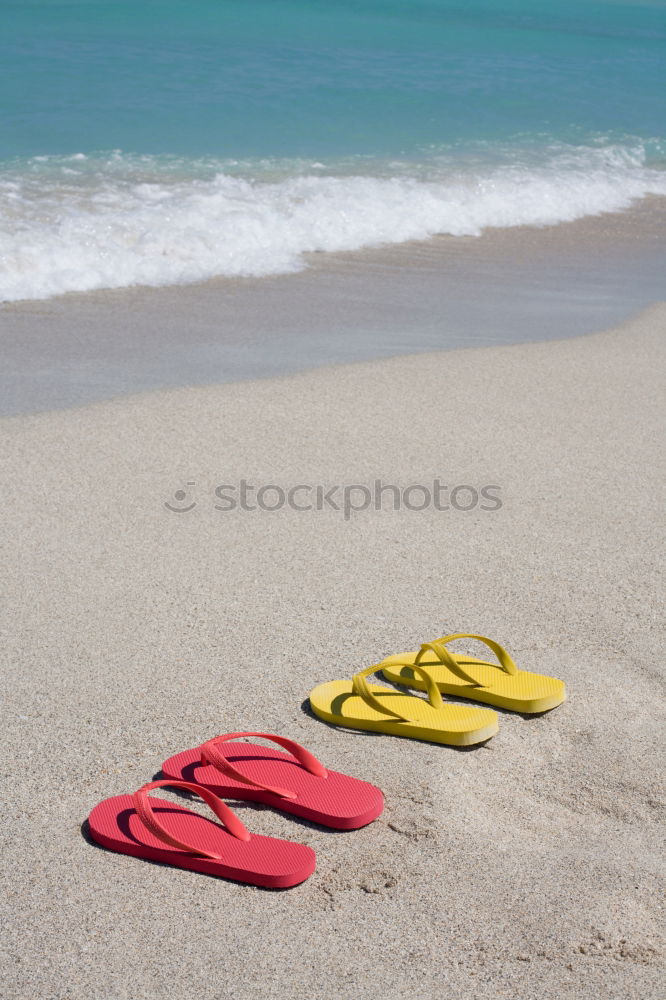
[1,301,664,999]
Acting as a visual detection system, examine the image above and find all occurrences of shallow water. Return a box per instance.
[4,0,665,159]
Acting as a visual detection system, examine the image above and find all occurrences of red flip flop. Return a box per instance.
[87,779,316,889]
[162,732,384,830]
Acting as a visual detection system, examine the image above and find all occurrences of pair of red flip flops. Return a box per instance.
[88,732,384,889]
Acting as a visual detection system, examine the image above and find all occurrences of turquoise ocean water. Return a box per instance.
[1,0,665,301]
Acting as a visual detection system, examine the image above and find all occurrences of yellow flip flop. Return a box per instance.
[381,633,566,714]
[309,663,499,746]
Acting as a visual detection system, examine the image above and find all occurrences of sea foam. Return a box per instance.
[1,143,665,302]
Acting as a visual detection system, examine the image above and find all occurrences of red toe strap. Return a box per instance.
[132,779,250,859]
[199,732,328,800]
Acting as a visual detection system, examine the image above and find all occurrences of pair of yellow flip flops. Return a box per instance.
[309,632,566,746]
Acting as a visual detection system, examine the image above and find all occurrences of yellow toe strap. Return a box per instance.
[414,640,486,686]
[351,663,445,722]
[429,633,518,686]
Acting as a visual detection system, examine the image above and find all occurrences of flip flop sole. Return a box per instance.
[309,680,498,746]
[381,653,566,713]
[162,743,384,830]
[88,794,316,889]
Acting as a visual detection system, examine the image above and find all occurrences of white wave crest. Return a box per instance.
[1,143,664,302]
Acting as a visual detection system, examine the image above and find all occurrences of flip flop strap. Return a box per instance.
[199,732,328,801]
[351,663,445,722]
[132,779,250,860]
[433,633,518,679]
[412,640,485,686]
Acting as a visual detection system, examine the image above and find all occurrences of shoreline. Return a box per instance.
[3,298,665,424]
[2,199,666,417]
[2,305,665,999]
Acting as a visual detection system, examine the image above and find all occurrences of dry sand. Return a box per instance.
[1,304,665,999]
